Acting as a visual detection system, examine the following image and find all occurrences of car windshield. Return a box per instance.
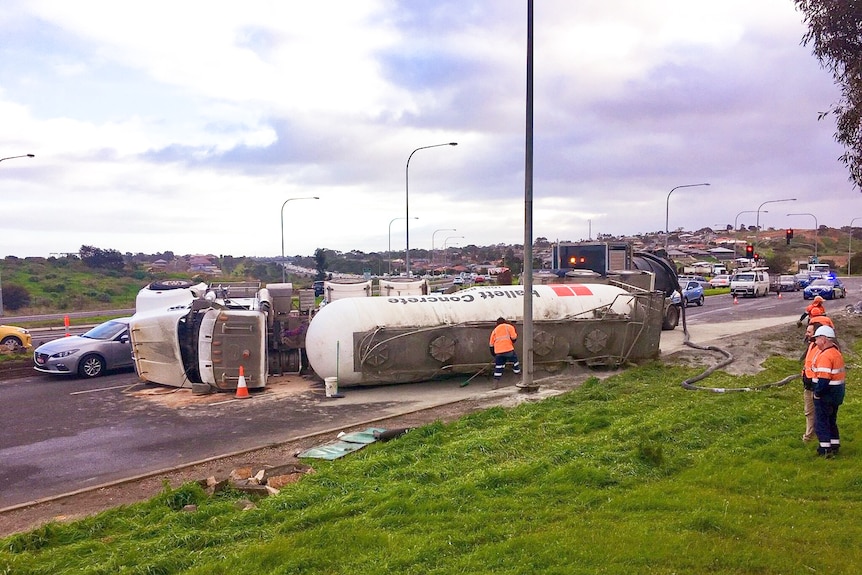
[809,279,832,287]
[734,273,754,281]
[82,320,127,340]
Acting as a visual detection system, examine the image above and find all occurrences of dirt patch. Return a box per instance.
[127,375,314,408]
[3,314,860,538]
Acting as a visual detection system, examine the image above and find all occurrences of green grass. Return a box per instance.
[2,341,861,574]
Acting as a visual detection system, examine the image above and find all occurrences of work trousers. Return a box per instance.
[493,350,521,380]
[814,384,845,452]
[803,388,815,441]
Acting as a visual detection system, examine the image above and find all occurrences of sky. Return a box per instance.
[0,0,857,259]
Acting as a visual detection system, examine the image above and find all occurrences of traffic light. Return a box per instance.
[754,253,760,263]
[786,228,793,245]
[745,244,754,259]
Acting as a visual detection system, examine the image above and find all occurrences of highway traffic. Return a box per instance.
[0,279,858,511]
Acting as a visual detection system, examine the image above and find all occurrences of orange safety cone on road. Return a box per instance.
[235,366,250,399]
[64,315,71,337]
[777,291,782,299]
[733,295,738,305]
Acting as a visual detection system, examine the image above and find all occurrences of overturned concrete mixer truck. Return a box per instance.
[128,243,681,390]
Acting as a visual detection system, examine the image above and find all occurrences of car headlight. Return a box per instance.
[52,349,80,358]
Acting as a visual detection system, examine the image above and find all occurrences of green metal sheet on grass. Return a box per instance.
[297,428,387,460]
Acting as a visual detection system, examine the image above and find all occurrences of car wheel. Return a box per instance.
[78,354,106,378]
[1,336,23,351]
[696,295,704,306]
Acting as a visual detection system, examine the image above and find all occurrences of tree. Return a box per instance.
[79,245,125,271]
[796,1,862,188]
[1,283,30,310]
[314,248,328,281]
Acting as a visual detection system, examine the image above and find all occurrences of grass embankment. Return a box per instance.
[3,332,861,574]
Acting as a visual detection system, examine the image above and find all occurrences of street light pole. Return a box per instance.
[405,142,457,276]
[442,235,464,267]
[665,182,710,249]
[389,217,418,276]
[280,196,319,283]
[787,212,818,260]
[431,228,456,267]
[0,154,35,163]
[0,153,34,316]
[733,210,765,260]
[850,217,862,276]
[754,198,796,251]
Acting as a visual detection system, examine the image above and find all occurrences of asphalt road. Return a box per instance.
[1,280,858,511]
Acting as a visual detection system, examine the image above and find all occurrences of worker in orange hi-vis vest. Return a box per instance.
[489,317,521,383]
[800,323,818,442]
[797,295,826,327]
[811,325,846,457]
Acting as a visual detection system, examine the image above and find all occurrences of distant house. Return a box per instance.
[188,255,222,275]
[707,247,735,261]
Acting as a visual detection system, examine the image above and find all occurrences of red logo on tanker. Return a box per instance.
[549,284,594,296]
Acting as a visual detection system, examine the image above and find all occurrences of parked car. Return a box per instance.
[33,317,133,378]
[803,278,846,300]
[671,281,705,307]
[312,281,325,297]
[709,274,731,288]
[774,274,801,292]
[0,324,32,351]
[677,275,708,284]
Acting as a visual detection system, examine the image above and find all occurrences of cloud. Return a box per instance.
[0,0,855,259]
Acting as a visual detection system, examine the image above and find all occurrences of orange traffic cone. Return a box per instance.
[235,366,250,399]
[778,291,782,299]
[733,296,738,305]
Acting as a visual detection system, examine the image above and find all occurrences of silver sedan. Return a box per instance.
[33,317,134,378]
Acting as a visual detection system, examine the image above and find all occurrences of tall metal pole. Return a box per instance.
[0,153,34,316]
[280,196,318,283]
[787,212,818,260]
[521,0,535,391]
[665,183,710,249]
[754,198,795,251]
[432,228,456,267]
[733,210,764,260]
[849,217,862,276]
[389,217,417,276]
[405,143,457,277]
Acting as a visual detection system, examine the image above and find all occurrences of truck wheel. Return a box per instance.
[147,280,195,291]
[662,305,680,331]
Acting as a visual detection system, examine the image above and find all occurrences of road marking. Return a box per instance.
[71,384,133,395]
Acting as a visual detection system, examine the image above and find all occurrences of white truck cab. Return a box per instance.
[730,267,770,298]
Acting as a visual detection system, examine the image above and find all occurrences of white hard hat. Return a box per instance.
[814,325,836,339]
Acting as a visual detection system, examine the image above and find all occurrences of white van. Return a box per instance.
[730,268,770,298]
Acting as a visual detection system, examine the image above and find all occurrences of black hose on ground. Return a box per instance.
[634,250,799,392]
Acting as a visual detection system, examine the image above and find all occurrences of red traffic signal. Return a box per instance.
[786,228,793,245]
[745,245,754,258]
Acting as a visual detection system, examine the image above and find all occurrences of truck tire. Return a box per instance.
[147,280,195,291]
[662,304,680,331]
